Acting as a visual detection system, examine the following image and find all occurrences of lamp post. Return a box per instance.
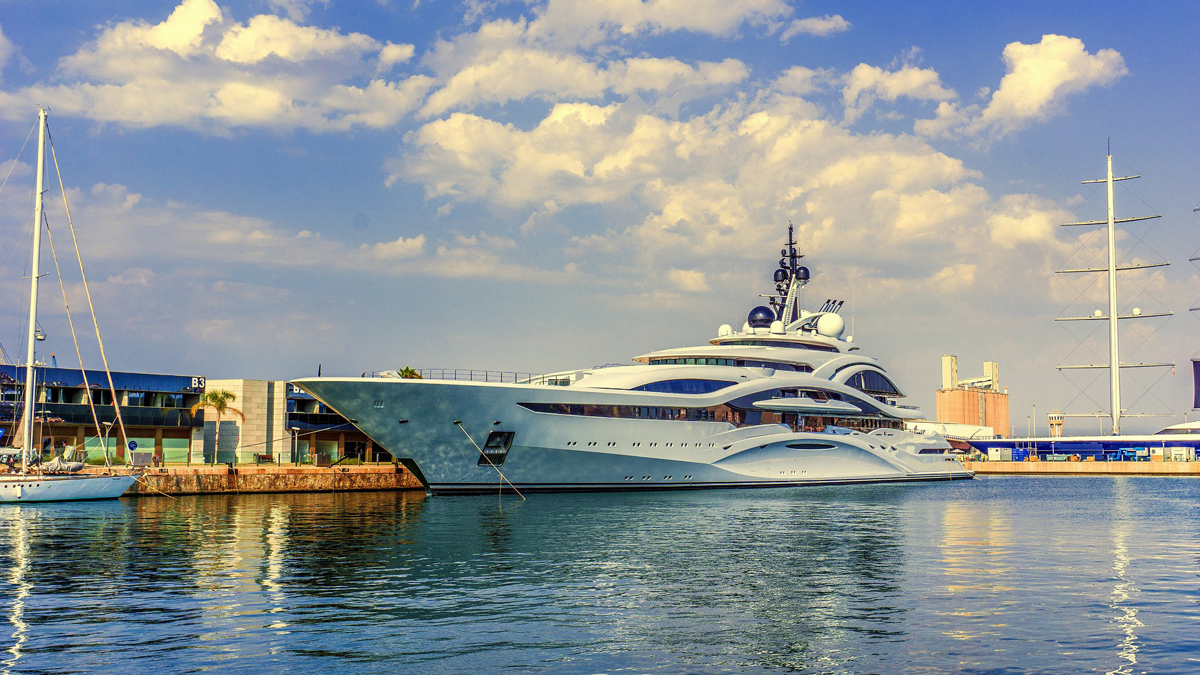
[1031,403,1037,438]
[101,421,114,466]
[288,424,300,466]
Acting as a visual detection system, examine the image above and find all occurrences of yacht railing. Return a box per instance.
[361,369,572,385]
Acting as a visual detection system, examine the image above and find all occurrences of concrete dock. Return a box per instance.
[87,463,425,496]
[963,460,1200,475]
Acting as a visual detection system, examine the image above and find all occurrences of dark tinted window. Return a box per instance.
[633,379,736,394]
[847,370,900,397]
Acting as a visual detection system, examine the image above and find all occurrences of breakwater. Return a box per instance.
[84,464,425,496]
[963,460,1200,475]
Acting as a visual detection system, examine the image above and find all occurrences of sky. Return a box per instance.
[0,0,1197,435]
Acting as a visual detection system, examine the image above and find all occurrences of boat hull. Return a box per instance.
[0,474,136,503]
[295,377,972,494]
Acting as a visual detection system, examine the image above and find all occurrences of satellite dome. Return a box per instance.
[796,266,810,282]
[747,305,775,328]
[816,313,845,338]
[773,268,790,283]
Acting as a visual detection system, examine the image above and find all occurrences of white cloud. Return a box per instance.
[378,42,416,71]
[528,0,792,47]
[772,66,832,96]
[668,269,710,292]
[366,234,426,259]
[268,0,328,22]
[392,89,1076,298]
[0,0,428,132]
[0,24,15,80]
[214,14,377,64]
[842,63,955,123]
[780,14,850,41]
[916,34,1126,139]
[0,178,564,286]
[986,193,1070,248]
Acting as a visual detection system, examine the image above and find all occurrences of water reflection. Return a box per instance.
[1107,478,1143,675]
[2,508,30,675]
[0,479,1196,673]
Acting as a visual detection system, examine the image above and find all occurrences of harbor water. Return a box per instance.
[2,477,1198,673]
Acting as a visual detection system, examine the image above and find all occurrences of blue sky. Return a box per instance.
[0,0,1196,434]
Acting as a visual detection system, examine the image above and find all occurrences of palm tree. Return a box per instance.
[398,366,422,379]
[190,390,246,466]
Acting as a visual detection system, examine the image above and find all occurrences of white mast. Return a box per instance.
[21,109,48,471]
[1103,154,1122,434]
[1057,149,1170,435]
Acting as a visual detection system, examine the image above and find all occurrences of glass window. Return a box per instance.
[847,370,901,397]
[632,379,736,395]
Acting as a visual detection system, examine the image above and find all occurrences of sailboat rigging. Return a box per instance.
[0,109,135,501]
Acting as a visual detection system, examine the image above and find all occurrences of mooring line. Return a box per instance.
[132,473,178,500]
[455,421,525,500]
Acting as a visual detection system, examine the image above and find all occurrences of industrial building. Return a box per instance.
[935,355,1010,438]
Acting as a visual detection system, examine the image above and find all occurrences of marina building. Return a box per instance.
[935,355,1010,438]
[204,380,382,465]
[0,365,204,462]
[0,367,383,465]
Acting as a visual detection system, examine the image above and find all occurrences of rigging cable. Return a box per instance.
[40,209,108,464]
[455,420,525,500]
[47,128,130,463]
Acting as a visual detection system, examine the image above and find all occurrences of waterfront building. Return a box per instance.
[196,380,384,464]
[0,367,385,465]
[0,365,204,462]
[936,355,1010,438]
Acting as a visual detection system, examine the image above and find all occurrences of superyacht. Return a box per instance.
[296,226,972,494]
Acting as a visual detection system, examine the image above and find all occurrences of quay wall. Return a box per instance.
[85,465,424,496]
[964,460,1200,476]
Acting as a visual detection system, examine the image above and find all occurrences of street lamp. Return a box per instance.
[101,421,114,466]
[1031,403,1037,438]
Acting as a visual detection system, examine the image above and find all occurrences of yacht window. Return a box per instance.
[721,340,839,352]
[847,370,901,397]
[649,358,740,367]
[632,379,736,395]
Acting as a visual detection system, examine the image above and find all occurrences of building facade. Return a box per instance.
[194,380,386,464]
[0,365,204,462]
[1,367,389,465]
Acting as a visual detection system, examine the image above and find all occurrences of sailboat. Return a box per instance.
[0,109,135,502]
[968,151,1200,460]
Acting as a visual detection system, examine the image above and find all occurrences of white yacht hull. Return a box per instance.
[296,378,972,494]
[0,474,136,502]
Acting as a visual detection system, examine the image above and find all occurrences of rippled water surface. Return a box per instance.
[2,476,1199,673]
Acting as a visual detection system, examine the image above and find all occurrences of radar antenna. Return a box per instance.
[769,222,810,324]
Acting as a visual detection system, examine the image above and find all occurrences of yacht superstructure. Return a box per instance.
[296,226,972,494]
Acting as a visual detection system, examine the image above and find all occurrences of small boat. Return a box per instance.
[0,109,136,502]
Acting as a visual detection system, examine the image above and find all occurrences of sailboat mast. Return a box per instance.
[21,109,47,470]
[1104,154,1121,435]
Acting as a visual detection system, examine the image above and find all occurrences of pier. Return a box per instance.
[90,463,424,497]
[963,460,1200,476]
